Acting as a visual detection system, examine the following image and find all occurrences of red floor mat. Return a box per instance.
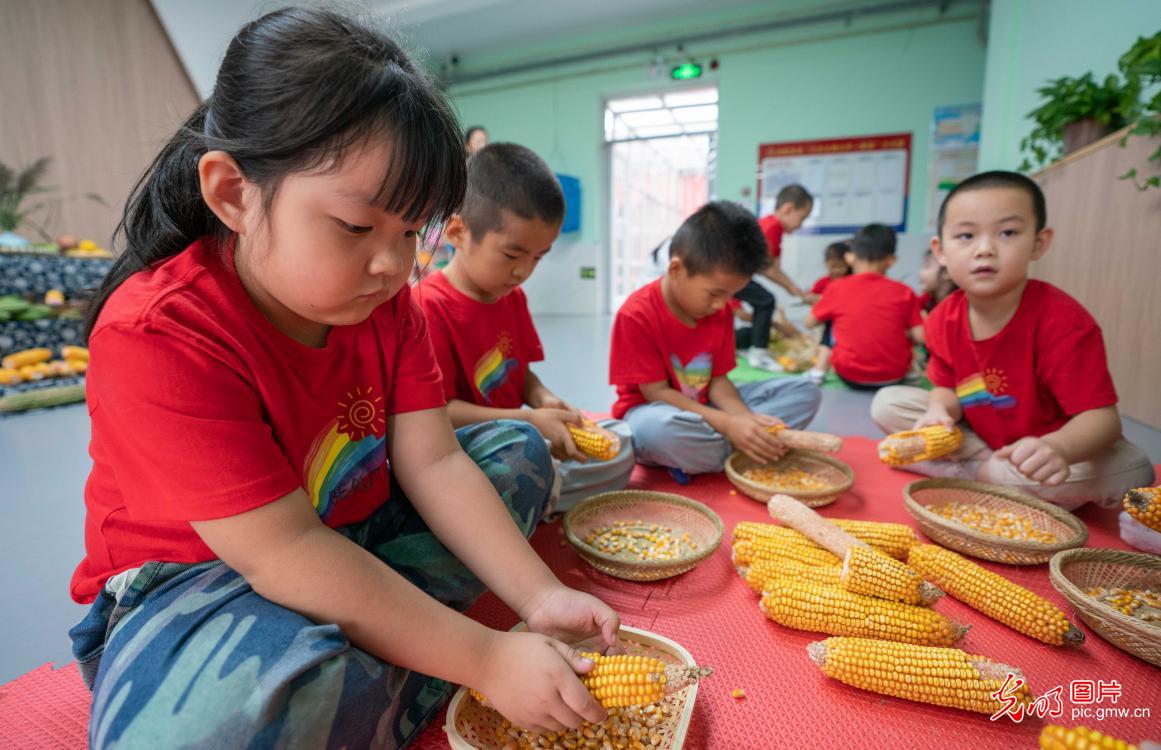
[4,439,1157,749]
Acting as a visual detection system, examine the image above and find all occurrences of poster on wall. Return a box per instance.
[757,133,911,234]
[927,104,981,231]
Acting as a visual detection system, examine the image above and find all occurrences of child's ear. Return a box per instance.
[843,251,857,267]
[929,235,948,266]
[885,255,897,269]
[443,214,470,251]
[198,151,258,234]
[1031,227,1054,261]
[667,256,685,277]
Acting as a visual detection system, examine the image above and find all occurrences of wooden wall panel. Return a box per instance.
[1034,127,1161,428]
[0,0,199,245]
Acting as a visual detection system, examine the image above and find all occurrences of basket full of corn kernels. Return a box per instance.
[563,491,723,581]
[903,478,1088,564]
[444,626,704,749]
[1050,547,1161,667]
[725,449,854,508]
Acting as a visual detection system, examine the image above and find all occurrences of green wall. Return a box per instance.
[447,5,986,314]
[979,0,1161,171]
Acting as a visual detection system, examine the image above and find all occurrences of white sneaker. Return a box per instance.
[806,368,826,384]
[747,348,782,371]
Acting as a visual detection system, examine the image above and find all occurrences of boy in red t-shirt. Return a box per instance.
[611,201,821,476]
[804,225,923,387]
[418,144,633,513]
[872,171,1154,510]
[808,241,852,298]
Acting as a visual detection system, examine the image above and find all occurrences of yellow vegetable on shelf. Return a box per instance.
[0,368,21,386]
[61,346,90,362]
[2,348,52,370]
[66,359,89,375]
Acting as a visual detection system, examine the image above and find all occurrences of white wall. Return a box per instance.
[978,0,1161,170]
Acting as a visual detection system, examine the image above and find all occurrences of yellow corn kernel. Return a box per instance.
[1123,487,1161,533]
[585,520,696,562]
[731,536,841,569]
[733,520,918,561]
[567,419,620,461]
[927,501,1059,544]
[808,637,1034,715]
[743,556,841,593]
[908,544,1084,645]
[878,425,963,465]
[841,546,942,606]
[1040,725,1137,750]
[759,578,967,646]
[740,465,830,491]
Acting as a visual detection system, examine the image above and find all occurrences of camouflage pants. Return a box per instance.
[69,420,554,749]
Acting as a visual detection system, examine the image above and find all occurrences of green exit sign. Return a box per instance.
[670,62,703,81]
[580,267,596,279]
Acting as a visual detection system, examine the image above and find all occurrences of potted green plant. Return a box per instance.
[1117,30,1161,190]
[0,157,53,248]
[1018,72,1139,172]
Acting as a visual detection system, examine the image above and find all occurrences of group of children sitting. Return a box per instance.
[418,143,1157,545]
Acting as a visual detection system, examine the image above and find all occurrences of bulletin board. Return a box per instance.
[926,104,980,230]
[757,132,912,234]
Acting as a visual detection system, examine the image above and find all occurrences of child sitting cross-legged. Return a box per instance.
[609,201,821,477]
[872,171,1155,510]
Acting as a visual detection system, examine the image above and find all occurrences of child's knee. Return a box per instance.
[870,385,921,432]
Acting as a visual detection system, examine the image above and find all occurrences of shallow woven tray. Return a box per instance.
[725,449,854,508]
[1050,548,1161,668]
[444,625,699,749]
[903,478,1088,565]
[563,490,723,581]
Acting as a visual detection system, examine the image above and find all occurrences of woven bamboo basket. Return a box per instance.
[562,490,722,581]
[444,624,699,749]
[725,449,854,508]
[1050,548,1161,667]
[903,478,1088,564]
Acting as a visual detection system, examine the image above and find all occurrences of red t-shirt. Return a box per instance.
[917,292,933,312]
[759,214,784,259]
[71,238,446,603]
[925,281,1117,450]
[416,270,544,408]
[811,273,922,383]
[811,276,832,295]
[609,279,735,419]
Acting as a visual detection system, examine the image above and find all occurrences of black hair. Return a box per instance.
[936,170,1047,235]
[670,201,768,277]
[824,241,851,264]
[464,125,487,144]
[84,7,466,338]
[775,184,813,210]
[460,142,564,237]
[851,223,897,261]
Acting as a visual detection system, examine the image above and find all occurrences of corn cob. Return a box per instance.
[1,347,52,370]
[0,368,20,386]
[731,536,840,569]
[767,493,867,557]
[60,345,90,362]
[908,544,1084,645]
[743,556,842,593]
[807,637,1033,715]
[878,425,964,465]
[471,653,712,709]
[0,383,87,413]
[567,418,620,461]
[1040,725,1137,750]
[1123,487,1161,533]
[760,578,968,645]
[767,424,844,452]
[842,546,942,606]
[733,520,917,561]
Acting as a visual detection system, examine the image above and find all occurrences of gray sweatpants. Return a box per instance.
[624,378,822,475]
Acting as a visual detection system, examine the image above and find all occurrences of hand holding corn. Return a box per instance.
[567,418,621,461]
[878,425,963,465]
[768,424,844,453]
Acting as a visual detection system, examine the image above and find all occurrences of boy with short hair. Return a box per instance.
[804,224,923,387]
[419,143,634,512]
[610,201,822,476]
[871,171,1155,509]
[734,185,815,371]
[809,241,853,297]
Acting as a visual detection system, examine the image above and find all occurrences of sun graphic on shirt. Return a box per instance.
[496,330,514,357]
[336,386,385,442]
[983,368,1008,395]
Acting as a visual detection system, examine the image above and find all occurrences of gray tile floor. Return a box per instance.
[1,313,1159,684]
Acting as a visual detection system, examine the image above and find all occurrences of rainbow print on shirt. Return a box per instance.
[303,386,387,521]
[956,368,1017,411]
[474,330,519,403]
[670,352,713,399]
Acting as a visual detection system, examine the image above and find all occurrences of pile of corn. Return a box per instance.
[1040,725,1138,750]
[927,501,1059,544]
[740,466,830,491]
[1084,586,1161,623]
[1123,487,1161,533]
[0,346,89,386]
[490,702,674,750]
[585,521,697,562]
